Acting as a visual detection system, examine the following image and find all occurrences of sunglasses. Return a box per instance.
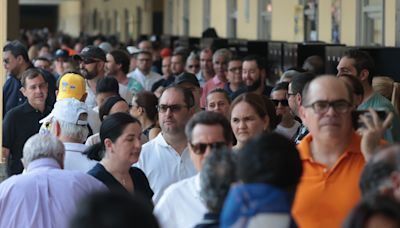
[190,142,226,155]
[81,58,101,64]
[157,104,188,113]
[272,99,289,106]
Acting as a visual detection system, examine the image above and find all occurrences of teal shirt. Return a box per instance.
[358,92,400,143]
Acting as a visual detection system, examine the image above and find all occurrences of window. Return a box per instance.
[203,0,211,30]
[331,0,341,43]
[183,0,190,35]
[137,7,142,36]
[227,0,237,38]
[357,0,385,46]
[304,0,318,41]
[258,0,272,40]
[124,9,130,41]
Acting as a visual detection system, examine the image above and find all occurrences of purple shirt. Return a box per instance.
[0,158,106,228]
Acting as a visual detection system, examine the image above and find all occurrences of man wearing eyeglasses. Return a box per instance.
[292,75,391,228]
[73,46,107,109]
[154,111,232,228]
[135,86,196,204]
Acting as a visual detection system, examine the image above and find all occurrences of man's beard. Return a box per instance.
[246,78,262,92]
[80,68,97,80]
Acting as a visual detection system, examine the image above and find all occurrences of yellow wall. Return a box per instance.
[59,0,81,37]
[189,0,203,37]
[340,0,357,45]
[385,0,396,46]
[318,0,331,43]
[80,0,153,42]
[236,0,258,39]
[271,0,298,42]
[1,0,7,162]
[210,0,227,38]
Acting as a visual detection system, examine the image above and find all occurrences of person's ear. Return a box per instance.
[20,87,27,97]
[296,93,302,106]
[104,138,113,152]
[359,69,370,83]
[52,121,61,137]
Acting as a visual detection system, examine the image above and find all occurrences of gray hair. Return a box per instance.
[200,147,236,212]
[52,118,89,143]
[186,51,200,62]
[22,132,65,165]
[212,48,232,63]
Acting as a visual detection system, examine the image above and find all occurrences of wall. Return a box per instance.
[1,0,7,179]
[271,0,298,42]
[210,0,227,38]
[189,0,202,37]
[59,0,81,37]
[385,0,396,46]
[236,0,258,39]
[318,0,331,43]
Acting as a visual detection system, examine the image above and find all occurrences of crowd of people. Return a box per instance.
[1,30,400,228]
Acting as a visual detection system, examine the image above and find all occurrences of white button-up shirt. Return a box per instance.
[64,142,97,172]
[154,174,207,228]
[135,133,197,203]
[128,68,162,91]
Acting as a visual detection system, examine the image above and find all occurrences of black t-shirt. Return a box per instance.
[2,101,52,176]
[88,163,154,205]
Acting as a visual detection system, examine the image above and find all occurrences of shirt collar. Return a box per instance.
[297,131,361,161]
[26,158,61,172]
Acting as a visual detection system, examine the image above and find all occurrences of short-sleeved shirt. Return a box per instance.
[2,101,52,176]
[292,132,365,228]
[135,133,197,203]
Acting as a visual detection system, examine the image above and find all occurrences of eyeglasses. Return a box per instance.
[81,58,101,64]
[228,67,242,73]
[286,92,297,99]
[303,100,352,114]
[157,104,188,113]
[3,58,9,64]
[190,142,226,155]
[188,64,200,69]
[272,99,289,106]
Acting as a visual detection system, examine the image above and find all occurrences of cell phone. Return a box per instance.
[352,110,388,129]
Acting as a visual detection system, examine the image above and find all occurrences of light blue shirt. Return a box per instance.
[0,158,106,228]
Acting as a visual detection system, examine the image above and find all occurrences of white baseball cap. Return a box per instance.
[40,98,88,126]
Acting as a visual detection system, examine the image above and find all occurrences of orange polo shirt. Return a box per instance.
[292,132,365,228]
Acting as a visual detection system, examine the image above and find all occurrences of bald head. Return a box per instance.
[302,75,353,106]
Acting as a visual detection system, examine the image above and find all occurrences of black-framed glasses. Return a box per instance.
[303,100,352,114]
[272,99,289,107]
[157,104,188,113]
[190,142,226,155]
[228,67,242,73]
[286,92,297,99]
[3,58,9,64]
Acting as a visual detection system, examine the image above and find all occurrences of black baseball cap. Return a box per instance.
[174,72,200,87]
[73,45,106,62]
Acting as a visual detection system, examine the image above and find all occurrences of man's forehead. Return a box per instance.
[160,89,184,103]
[308,77,349,100]
[192,124,225,140]
[26,75,46,85]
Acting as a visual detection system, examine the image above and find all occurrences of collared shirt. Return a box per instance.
[154,174,206,228]
[2,74,25,117]
[200,76,226,108]
[64,142,97,172]
[135,133,197,203]
[0,158,106,228]
[2,101,52,176]
[292,132,365,228]
[196,71,207,87]
[128,68,162,91]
